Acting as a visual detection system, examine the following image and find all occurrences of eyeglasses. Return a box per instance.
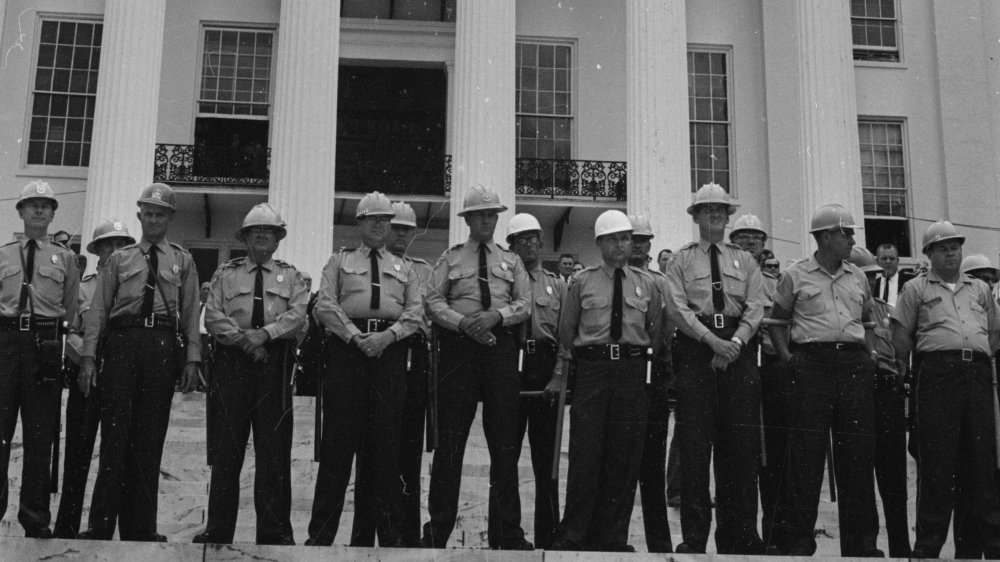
[734,233,765,242]
[246,227,278,237]
[363,216,392,225]
[514,236,541,247]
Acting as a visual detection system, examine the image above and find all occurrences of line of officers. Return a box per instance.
[2,179,1000,558]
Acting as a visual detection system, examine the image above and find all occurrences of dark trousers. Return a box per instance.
[873,371,910,557]
[666,418,681,501]
[0,332,61,535]
[54,381,101,538]
[774,347,879,556]
[639,377,672,553]
[557,356,647,549]
[912,354,1000,558]
[758,352,791,547]
[308,337,406,546]
[86,328,177,541]
[673,336,761,553]
[203,343,293,544]
[516,346,559,549]
[422,329,525,549]
[394,334,428,547]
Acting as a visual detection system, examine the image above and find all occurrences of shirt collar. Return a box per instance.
[598,261,624,278]
[21,237,47,249]
[803,253,853,276]
[925,269,972,286]
[466,238,496,253]
[140,238,169,254]
[248,258,273,272]
[697,239,724,254]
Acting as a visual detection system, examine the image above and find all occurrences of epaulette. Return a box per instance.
[543,269,558,278]
[273,258,296,270]
[168,241,190,255]
[1,240,18,248]
[119,242,139,251]
[647,268,665,278]
[679,241,699,251]
[628,265,653,278]
[449,243,464,252]
[407,256,430,266]
[496,243,511,252]
[724,241,743,250]
[338,246,355,253]
[82,273,97,282]
[220,256,246,269]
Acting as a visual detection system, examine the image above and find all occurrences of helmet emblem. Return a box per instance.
[482,193,491,201]
[36,184,46,194]
[151,188,163,200]
[113,222,123,231]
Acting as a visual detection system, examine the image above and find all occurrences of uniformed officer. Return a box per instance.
[192,204,307,545]
[422,185,533,550]
[891,221,1000,559]
[549,210,663,553]
[627,213,673,554]
[666,185,766,555]
[962,254,1000,289]
[769,204,881,557]
[307,192,422,547]
[729,213,787,549]
[78,182,200,541]
[0,180,79,538]
[53,219,134,539]
[506,213,566,550]
[384,200,433,547]
[845,246,911,557]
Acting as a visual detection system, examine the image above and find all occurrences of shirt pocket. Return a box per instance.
[265,283,291,315]
[224,281,252,318]
[0,266,18,292]
[447,267,477,300]
[34,265,66,305]
[843,290,864,320]
[795,287,826,315]
[580,295,609,337]
[490,263,515,298]
[684,269,712,306]
[535,295,561,311]
[381,264,409,305]
[340,263,370,297]
[968,298,987,325]
[625,295,650,327]
[722,266,747,299]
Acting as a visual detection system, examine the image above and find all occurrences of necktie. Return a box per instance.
[17,240,36,313]
[710,244,725,312]
[881,277,890,302]
[478,243,492,311]
[252,265,264,328]
[141,246,158,318]
[370,250,381,310]
[611,268,624,341]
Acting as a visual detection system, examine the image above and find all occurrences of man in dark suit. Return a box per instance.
[874,243,915,307]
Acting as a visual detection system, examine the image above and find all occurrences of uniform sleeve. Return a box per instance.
[205,266,241,345]
[645,276,665,354]
[559,278,582,353]
[554,278,572,361]
[81,254,119,358]
[772,268,796,312]
[180,253,201,363]
[388,262,423,341]
[263,268,309,341]
[313,253,362,343]
[425,252,465,331]
[61,250,80,324]
[499,253,531,326]
[889,279,918,335]
[65,282,89,364]
[664,255,711,342]
[735,256,764,344]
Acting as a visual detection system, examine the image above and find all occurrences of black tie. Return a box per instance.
[17,240,36,313]
[611,268,624,341]
[370,250,381,310]
[252,265,265,329]
[881,277,890,302]
[710,244,725,312]
[141,246,159,318]
[478,243,492,311]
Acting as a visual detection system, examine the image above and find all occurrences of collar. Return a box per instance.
[925,269,971,286]
[803,253,852,276]
[598,261,625,279]
[139,238,170,254]
[465,238,496,253]
[697,239,724,254]
[527,263,544,281]
[21,237,48,249]
[882,271,898,280]
[248,258,274,272]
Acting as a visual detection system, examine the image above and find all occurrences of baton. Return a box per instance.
[991,356,1000,469]
[50,321,69,493]
[827,431,837,503]
[426,328,440,452]
[757,342,767,468]
[551,360,571,484]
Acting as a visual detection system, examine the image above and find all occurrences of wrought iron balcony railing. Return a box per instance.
[516,158,627,201]
[154,144,270,187]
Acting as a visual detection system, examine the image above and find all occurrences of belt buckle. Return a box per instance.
[609,344,620,360]
[144,315,155,328]
[526,339,536,354]
[962,348,973,362]
[713,314,724,329]
[18,314,30,331]
[367,319,379,333]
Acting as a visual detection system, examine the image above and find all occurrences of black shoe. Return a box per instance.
[304,537,331,547]
[667,495,681,508]
[419,535,443,549]
[76,530,108,541]
[675,542,705,554]
[911,546,934,559]
[494,538,534,550]
[547,537,582,551]
[737,537,768,555]
[52,527,76,540]
[25,528,53,539]
[859,548,885,558]
[258,535,294,546]
[193,532,229,544]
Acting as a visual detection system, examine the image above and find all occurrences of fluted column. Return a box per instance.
[449,0,516,245]
[268,0,340,280]
[80,0,165,256]
[626,0,691,249]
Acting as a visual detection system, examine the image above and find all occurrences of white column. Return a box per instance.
[449,0,516,245]
[626,0,691,250]
[268,0,340,281]
[80,0,166,256]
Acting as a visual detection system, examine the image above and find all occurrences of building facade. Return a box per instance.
[0,0,998,282]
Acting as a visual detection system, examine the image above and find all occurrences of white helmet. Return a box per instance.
[507,213,542,239]
[687,183,738,216]
[809,204,860,233]
[390,201,417,228]
[627,214,654,237]
[961,254,998,276]
[594,210,633,240]
[730,213,767,241]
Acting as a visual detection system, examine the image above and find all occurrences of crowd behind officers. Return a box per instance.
[7,177,1000,559]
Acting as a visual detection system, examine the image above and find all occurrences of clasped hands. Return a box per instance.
[706,333,741,372]
[233,328,271,363]
[459,310,501,346]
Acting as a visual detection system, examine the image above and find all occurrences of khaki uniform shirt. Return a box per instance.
[891,270,999,354]
[526,264,565,345]
[407,256,433,338]
[760,271,780,355]
[871,298,896,373]
[66,273,98,364]
[559,263,663,350]
[205,257,308,346]
[665,240,764,344]
[314,245,423,344]
[772,254,872,345]
[425,239,530,331]
[0,238,79,320]
[82,239,201,363]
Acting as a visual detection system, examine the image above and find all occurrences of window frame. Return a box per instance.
[24,15,104,170]
[858,117,912,256]
[851,0,902,64]
[687,45,735,194]
[195,24,277,122]
[515,38,576,161]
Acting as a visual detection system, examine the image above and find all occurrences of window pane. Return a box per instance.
[516,41,573,159]
[199,29,273,115]
[688,51,731,191]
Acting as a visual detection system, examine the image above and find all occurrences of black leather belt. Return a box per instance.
[523,338,557,355]
[0,314,60,333]
[919,349,991,363]
[575,343,647,361]
[792,341,866,353]
[352,318,392,333]
[112,313,175,331]
[696,314,741,331]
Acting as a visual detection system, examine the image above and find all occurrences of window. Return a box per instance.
[859,120,911,256]
[27,19,102,167]
[341,0,456,22]
[516,42,572,160]
[688,50,730,191]
[851,0,899,62]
